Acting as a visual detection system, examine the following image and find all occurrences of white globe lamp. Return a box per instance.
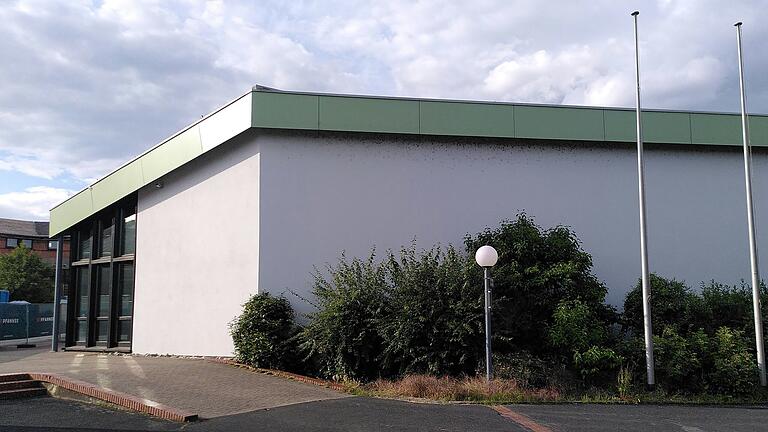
[475,245,498,268]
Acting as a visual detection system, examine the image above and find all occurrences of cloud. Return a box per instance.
[0,186,75,220]
[0,0,766,210]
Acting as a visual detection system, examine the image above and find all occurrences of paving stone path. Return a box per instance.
[0,345,347,418]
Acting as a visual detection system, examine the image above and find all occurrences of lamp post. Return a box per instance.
[475,245,498,382]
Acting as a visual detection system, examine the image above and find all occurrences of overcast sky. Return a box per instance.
[0,0,766,220]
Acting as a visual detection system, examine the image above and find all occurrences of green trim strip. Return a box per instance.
[49,93,251,237]
[50,88,768,237]
[252,89,768,147]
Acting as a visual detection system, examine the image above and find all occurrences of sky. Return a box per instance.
[0,0,767,221]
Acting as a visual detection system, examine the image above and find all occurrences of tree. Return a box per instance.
[0,245,55,303]
[464,213,613,355]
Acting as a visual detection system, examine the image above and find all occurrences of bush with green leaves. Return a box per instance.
[291,216,767,397]
[622,274,765,395]
[379,245,482,377]
[652,327,706,392]
[707,327,758,395]
[623,274,698,336]
[464,214,614,355]
[299,252,389,381]
[300,246,482,381]
[230,293,300,371]
[549,299,607,353]
[572,346,623,383]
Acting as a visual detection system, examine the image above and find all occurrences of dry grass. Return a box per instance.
[364,375,562,403]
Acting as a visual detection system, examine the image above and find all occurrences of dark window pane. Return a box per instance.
[121,210,136,256]
[78,227,92,260]
[76,320,87,342]
[117,319,132,342]
[76,268,90,317]
[20,239,32,248]
[117,263,134,317]
[96,265,111,317]
[96,320,109,342]
[99,216,114,257]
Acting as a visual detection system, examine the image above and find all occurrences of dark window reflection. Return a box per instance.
[78,227,92,260]
[100,216,114,257]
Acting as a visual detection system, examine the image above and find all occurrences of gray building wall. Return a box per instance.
[131,127,768,355]
[257,130,768,312]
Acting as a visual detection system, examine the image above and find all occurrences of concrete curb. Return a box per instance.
[206,357,348,392]
[0,373,198,422]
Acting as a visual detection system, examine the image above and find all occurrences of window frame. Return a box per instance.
[66,196,136,351]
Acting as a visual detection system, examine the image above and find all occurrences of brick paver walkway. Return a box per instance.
[0,345,348,418]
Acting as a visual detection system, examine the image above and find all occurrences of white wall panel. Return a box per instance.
[133,133,259,356]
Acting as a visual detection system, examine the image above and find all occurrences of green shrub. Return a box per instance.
[707,327,757,395]
[230,293,300,370]
[573,346,623,383]
[301,246,481,380]
[379,245,482,377]
[623,274,698,336]
[549,299,607,353]
[464,214,613,355]
[653,327,704,392]
[299,252,389,381]
[700,282,753,333]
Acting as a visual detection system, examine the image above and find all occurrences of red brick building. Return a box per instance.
[0,218,70,266]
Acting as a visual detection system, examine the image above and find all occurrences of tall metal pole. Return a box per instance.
[735,21,767,387]
[484,267,493,382]
[632,11,655,387]
[51,235,64,352]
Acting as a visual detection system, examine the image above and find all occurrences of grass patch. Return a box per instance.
[357,374,768,405]
[359,375,562,403]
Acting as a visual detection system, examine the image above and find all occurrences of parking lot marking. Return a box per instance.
[491,406,554,432]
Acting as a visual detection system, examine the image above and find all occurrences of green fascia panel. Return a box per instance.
[141,126,203,185]
[253,91,318,129]
[319,96,419,134]
[749,116,768,147]
[515,105,604,141]
[49,189,94,237]
[691,113,742,146]
[420,101,515,137]
[91,159,143,213]
[642,111,691,144]
[603,110,635,142]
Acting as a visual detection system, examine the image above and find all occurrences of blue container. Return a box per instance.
[0,290,9,303]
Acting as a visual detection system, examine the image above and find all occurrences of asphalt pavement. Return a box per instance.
[509,403,768,432]
[4,396,768,432]
[1,396,521,432]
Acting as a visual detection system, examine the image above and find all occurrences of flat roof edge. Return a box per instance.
[49,86,768,236]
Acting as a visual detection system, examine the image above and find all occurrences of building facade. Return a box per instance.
[49,88,768,356]
[0,218,68,266]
